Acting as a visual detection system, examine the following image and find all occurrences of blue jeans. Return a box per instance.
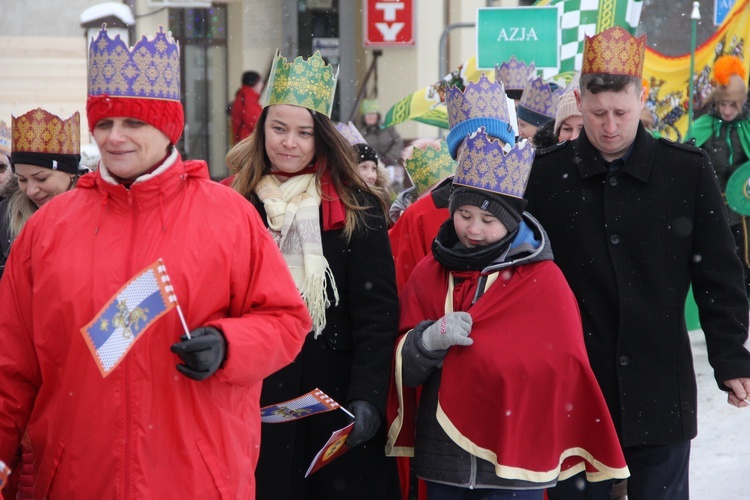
[425,481,544,500]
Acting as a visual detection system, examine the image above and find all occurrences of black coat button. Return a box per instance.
[619,355,630,366]
[608,176,619,186]
[610,234,621,245]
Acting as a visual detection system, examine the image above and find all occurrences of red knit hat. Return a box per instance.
[87,95,184,144]
[87,26,184,144]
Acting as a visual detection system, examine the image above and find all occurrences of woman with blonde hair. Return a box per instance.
[226,52,400,500]
[0,109,84,278]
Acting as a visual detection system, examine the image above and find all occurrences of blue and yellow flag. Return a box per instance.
[81,259,178,377]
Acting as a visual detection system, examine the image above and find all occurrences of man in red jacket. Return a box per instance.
[231,70,264,144]
[0,26,310,499]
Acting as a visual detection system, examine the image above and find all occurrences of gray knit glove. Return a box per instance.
[420,312,473,352]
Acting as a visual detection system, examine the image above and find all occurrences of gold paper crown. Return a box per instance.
[12,108,80,155]
[404,141,457,196]
[454,128,534,200]
[582,26,646,78]
[0,120,10,156]
[262,51,339,117]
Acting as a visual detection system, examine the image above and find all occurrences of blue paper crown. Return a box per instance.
[445,73,515,160]
[496,56,536,92]
[517,77,561,127]
[454,128,534,199]
[88,25,181,101]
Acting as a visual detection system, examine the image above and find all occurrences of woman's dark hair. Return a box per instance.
[580,73,642,95]
[226,106,388,237]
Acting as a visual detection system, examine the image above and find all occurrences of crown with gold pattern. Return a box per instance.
[454,128,534,200]
[404,141,457,196]
[262,51,339,117]
[496,56,536,92]
[12,108,80,155]
[335,121,367,145]
[445,73,515,160]
[0,120,10,156]
[88,25,180,102]
[582,26,647,78]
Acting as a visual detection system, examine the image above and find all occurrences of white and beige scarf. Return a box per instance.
[255,173,339,337]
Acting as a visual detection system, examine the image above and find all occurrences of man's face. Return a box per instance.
[576,83,645,162]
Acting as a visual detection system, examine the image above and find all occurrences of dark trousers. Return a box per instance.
[546,441,691,500]
[425,482,544,500]
[731,222,750,298]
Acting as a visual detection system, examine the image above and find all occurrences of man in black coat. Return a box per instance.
[526,27,750,500]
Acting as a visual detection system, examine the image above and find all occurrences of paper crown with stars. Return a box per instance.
[582,26,647,78]
[11,108,81,174]
[495,56,536,93]
[517,77,561,127]
[262,51,339,117]
[86,25,184,143]
[404,140,457,196]
[453,127,534,200]
[0,120,10,157]
[445,73,516,160]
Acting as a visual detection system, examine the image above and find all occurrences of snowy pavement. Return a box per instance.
[689,330,750,499]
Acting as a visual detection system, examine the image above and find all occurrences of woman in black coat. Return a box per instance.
[226,89,400,498]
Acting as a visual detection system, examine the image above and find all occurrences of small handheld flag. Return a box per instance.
[260,388,343,423]
[80,259,183,377]
[0,460,10,492]
[305,422,354,477]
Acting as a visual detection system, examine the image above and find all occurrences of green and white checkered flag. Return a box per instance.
[536,0,643,72]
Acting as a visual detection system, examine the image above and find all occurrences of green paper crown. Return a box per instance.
[360,98,380,115]
[262,51,338,117]
[405,140,457,196]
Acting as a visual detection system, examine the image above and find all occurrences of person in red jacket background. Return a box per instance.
[0,26,310,499]
[231,70,264,144]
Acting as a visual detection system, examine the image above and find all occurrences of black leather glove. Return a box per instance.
[346,400,381,448]
[170,326,227,381]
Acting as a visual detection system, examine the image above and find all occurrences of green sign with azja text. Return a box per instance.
[476,6,560,71]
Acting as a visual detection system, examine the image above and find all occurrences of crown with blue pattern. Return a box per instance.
[335,121,367,145]
[88,25,180,102]
[517,77,561,127]
[496,56,536,92]
[454,128,534,199]
[445,73,515,160]
[262,51,338,117]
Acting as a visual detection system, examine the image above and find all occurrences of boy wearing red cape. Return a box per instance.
[386,128,629,499]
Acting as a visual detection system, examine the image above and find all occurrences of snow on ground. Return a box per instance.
[689,330,750,499]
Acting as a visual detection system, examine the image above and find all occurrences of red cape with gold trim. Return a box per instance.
[386,257,629,483]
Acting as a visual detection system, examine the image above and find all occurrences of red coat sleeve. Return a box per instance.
[208,206,311,386]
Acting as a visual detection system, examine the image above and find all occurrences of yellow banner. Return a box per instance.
[644,0,750,141]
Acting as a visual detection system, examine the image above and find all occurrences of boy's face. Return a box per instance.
[717,100,743,122]
[453,204,509,248]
